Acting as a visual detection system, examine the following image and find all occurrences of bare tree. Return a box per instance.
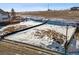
[11,8,16,20]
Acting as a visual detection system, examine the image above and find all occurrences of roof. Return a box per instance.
[0,9,9,15]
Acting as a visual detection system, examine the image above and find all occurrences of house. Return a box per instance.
[0,9,10,22]
[71,7,79,10]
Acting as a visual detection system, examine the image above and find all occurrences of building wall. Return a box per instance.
[0,13,9,22]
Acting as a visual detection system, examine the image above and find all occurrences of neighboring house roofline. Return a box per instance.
[0,9,9,15]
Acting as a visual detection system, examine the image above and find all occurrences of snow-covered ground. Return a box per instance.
[4,21,76,52]
[76,40,79,49]
[5,28,63,51]
[67,38,79,54]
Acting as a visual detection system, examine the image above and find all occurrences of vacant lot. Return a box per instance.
[17,10,79,20]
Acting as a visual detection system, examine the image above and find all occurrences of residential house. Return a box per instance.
[0,9,10,22]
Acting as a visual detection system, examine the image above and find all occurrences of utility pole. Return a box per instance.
[48,3,50,19]
[48,3,50,11]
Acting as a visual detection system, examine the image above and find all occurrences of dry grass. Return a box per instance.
[34,29,66,44]
[18,10,79,20]
[3,25,27,34]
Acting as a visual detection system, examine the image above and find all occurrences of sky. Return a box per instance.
[0,3,79,12]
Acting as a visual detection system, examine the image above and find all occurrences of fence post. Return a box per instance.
[64,24,69,55]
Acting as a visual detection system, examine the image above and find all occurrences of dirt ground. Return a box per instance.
[0,39,59,55]
[0,40,47,55]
